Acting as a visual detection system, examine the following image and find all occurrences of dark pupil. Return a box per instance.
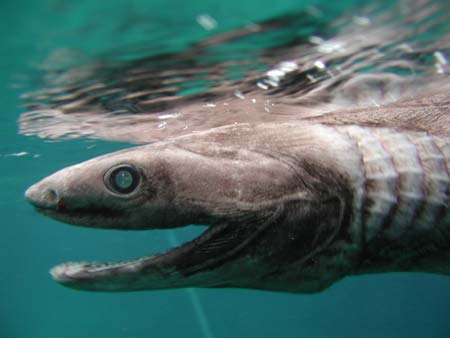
[110,167,139,193]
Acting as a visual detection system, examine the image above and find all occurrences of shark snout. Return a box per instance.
[25,181,59,210]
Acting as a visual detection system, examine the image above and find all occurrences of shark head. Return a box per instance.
[25,123,359,293]
[26,144,196,231]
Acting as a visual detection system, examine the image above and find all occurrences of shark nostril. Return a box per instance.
[25,185,60,210]
[45,189,58,203]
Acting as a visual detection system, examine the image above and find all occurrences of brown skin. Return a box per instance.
[26,121,361,292]
[25,94,450,292]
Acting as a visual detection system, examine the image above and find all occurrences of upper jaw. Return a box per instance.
[35,206,127,229]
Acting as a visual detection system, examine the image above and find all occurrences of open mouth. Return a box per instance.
[25,184,266,291]
[33,207,211,285]
[24,188,233,290]
[47,226,214,290]
[38,212,241,291]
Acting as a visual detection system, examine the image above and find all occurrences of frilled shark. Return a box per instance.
[23,0,450,292]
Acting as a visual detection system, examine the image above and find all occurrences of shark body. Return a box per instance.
[25,92,450,292]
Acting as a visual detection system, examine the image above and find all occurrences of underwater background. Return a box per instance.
[1,0,450,337]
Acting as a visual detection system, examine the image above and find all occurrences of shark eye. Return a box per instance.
[105,164,140,194]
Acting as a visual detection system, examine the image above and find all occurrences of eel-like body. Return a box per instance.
[25,92,450,292]
[23,0,450,292]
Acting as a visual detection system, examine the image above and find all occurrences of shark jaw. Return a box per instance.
[47,224,224,292]
[27,202,216,291]
[32,195,273,292]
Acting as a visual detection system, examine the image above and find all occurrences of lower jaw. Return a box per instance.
[48,223,208,290]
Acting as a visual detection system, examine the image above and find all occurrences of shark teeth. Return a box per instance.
[50,256,156,281]
[50,262,90,281]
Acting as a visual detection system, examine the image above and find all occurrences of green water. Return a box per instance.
[1,0,450,337]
